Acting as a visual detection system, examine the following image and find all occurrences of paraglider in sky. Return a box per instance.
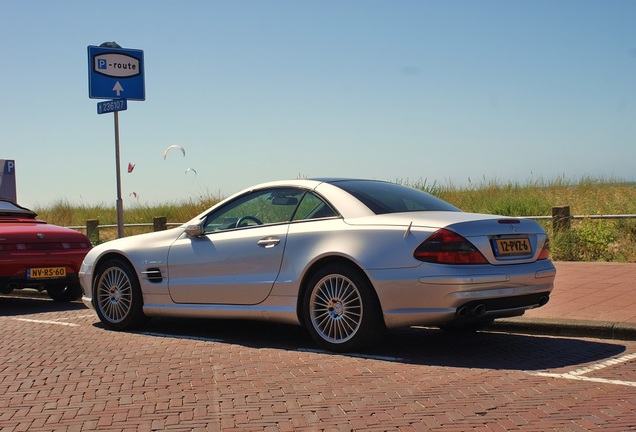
[185,167,197,176]
[163,144,186,160]
[127,162,136,173]
[129,192,138,199]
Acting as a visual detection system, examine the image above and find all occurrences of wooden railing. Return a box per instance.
[67,217,183,244]
[68,207,636,244]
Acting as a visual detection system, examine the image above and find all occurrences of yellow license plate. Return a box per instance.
[27,267,67,279]
[493,238,532,256]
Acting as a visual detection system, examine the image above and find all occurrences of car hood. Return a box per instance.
[87,226,185,256]
[0,222,91,243]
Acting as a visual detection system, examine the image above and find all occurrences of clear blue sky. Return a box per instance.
[1,1,635,209]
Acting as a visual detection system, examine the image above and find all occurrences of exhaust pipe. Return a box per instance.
[457,304,487,317]
[457,306,471,317]
[472,304,487,317]
[538,295,549,307]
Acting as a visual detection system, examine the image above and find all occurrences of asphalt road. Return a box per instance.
[2,293,636,431]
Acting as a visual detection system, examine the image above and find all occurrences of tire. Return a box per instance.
[0,285,14,295]
[303,263,383,352]
[94,259,146,331]
[47,284,82,302]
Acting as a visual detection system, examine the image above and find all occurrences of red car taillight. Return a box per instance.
[538,237,550,260]
[414,228,488,264]
[0,242,90,251]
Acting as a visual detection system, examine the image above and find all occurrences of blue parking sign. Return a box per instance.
[0,160,17,202]
[88,45,145,101]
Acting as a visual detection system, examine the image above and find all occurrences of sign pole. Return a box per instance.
[114,111,124,238]
[88,41,144,239]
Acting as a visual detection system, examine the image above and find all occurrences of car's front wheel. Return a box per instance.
[94,259,146,330]
[303,263,383,352]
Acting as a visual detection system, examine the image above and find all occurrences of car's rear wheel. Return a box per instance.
[94,259,146,330]
[47,284,82,302]
[303,263,383,352]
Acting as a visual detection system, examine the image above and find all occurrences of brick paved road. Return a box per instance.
[2,294,636,431]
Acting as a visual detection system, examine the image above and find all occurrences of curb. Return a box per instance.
[490,318,636,341]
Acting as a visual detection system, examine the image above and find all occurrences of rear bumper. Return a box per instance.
[1,254,85,292]
[0,273,81,292]
[368,261,556,328]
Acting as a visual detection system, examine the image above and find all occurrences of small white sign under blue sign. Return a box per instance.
[97,99,128,115]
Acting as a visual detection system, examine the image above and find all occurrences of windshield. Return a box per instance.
[331,180,460,215]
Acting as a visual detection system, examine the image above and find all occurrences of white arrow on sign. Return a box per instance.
[113,81,124,96]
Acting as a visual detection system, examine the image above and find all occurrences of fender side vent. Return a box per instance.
[142,268,163,283]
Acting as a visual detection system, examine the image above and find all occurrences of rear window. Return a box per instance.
[0,200,36,218]
[331,180,460,215]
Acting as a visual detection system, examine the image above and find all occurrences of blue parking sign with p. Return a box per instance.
[4,160,14,174]
[0,160,17,202]
[87,45,145,100]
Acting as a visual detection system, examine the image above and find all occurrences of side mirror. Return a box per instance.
[185,224,204,237]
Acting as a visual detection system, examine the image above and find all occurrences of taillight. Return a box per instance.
[414,228,488,264]
[538,237,550,260]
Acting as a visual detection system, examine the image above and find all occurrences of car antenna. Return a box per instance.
[404,221,413,239]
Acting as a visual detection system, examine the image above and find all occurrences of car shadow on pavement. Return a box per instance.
[0,294,86,316]
[107,317,628,373]
[373,326,627,371]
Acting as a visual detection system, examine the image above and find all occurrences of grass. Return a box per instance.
[35,176,636,262]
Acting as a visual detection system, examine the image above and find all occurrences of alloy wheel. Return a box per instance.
[97,266,133,324]
[309,273,363,344]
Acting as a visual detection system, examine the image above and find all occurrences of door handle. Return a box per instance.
[257,237,281,248]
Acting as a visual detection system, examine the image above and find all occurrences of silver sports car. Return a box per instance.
[80,178,555,352]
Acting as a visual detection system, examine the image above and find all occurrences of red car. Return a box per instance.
[0,199,92,302]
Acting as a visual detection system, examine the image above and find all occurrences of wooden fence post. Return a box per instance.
[86,219,99,244]
[153,216,167,232]
[552,206,571,233]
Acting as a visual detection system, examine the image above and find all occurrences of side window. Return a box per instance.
[203,188,303,232]
[292,192,337,221]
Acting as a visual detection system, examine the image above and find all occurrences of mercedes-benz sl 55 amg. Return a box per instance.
[79,179,555,352]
